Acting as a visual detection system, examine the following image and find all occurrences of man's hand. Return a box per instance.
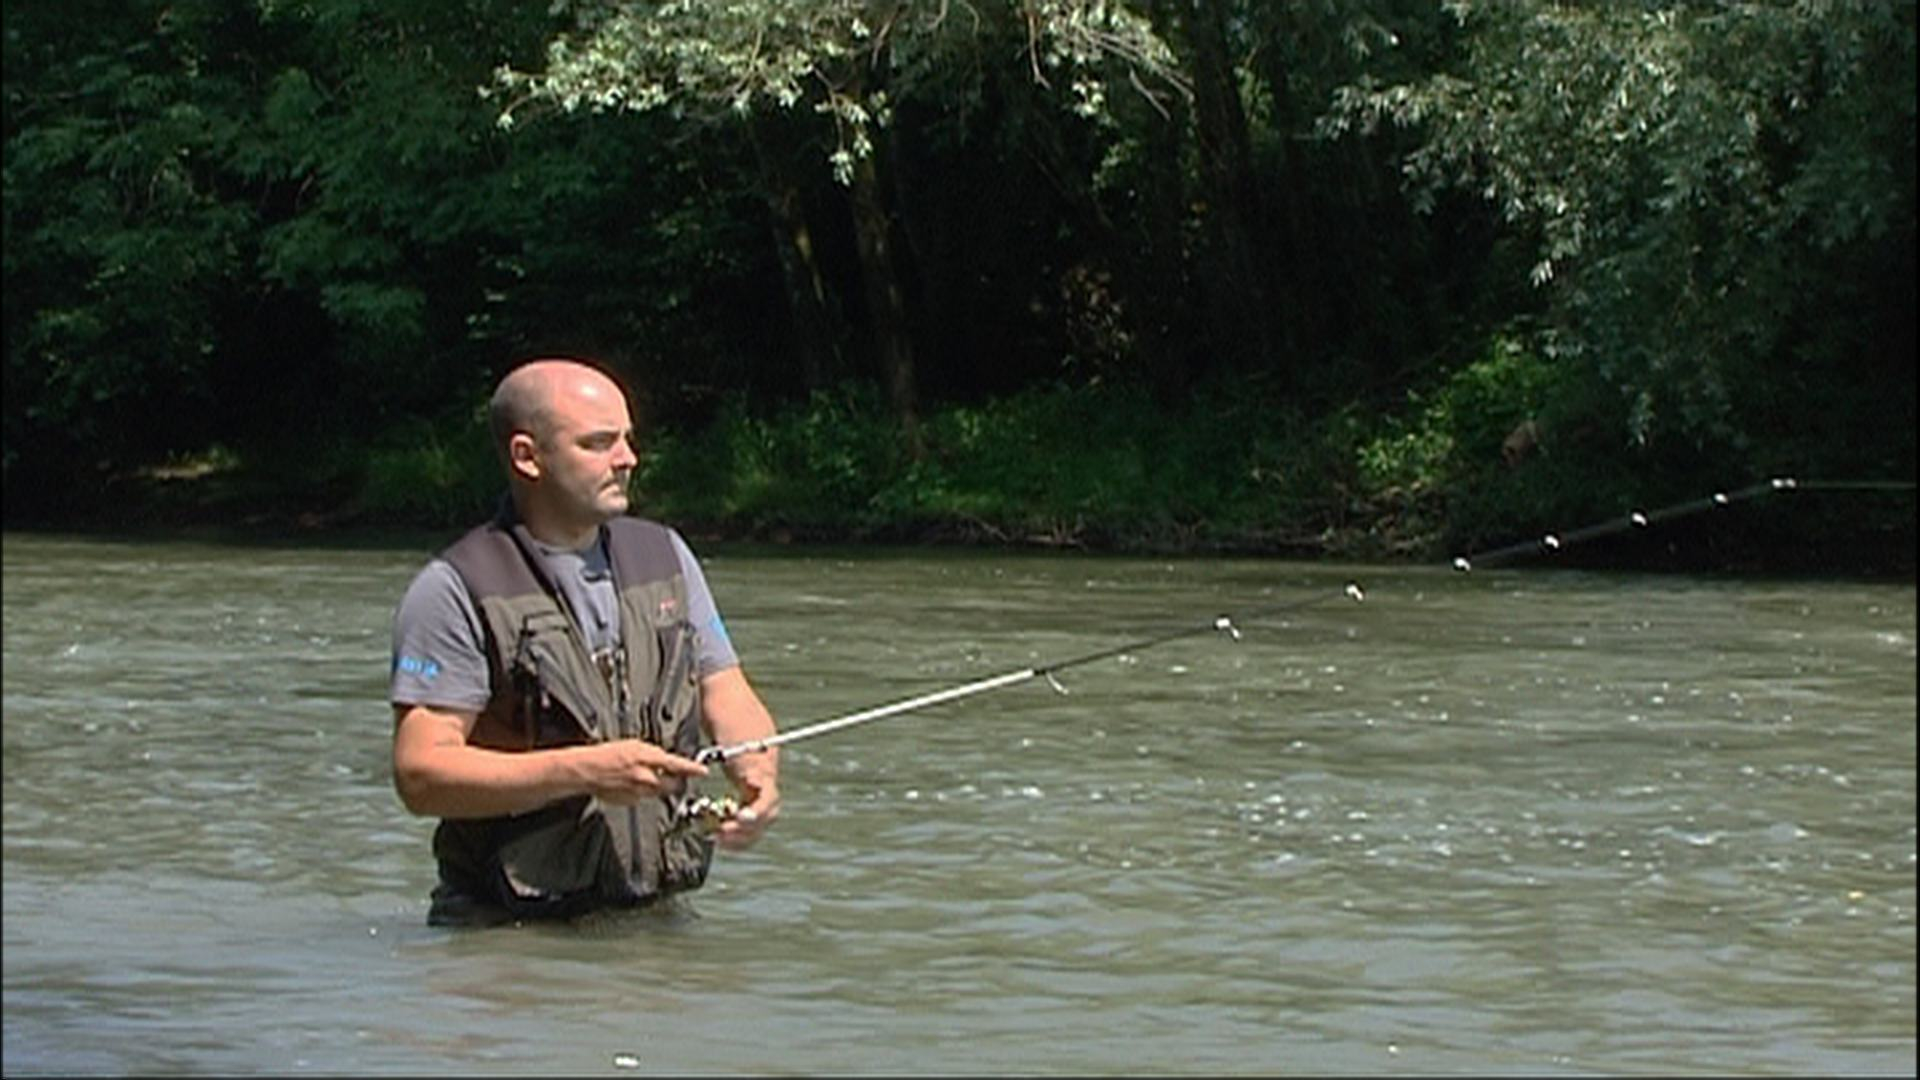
[699,666,781,851]
[578,739,709,805]
[714,760,779,850]
[392,703,706,819]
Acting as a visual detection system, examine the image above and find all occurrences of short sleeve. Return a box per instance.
[667,529,741,678]
[389,558,493,712]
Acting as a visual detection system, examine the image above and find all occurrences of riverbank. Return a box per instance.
[0,461,1352,559]
[8,452,1912,579]
[7,377,1912,575]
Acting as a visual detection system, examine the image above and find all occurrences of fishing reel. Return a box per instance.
[667,791,744,836]
[666,744,748,836]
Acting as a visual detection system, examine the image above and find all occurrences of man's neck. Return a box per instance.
[514,502,603,551]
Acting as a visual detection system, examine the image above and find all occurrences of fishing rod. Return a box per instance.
[694,581,1368,768]
[1446,477,1913,572]
[672,578,1365,828]
[675,474,1911,820]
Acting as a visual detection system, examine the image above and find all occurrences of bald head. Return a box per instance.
[486,357,640,542]
[489,359,625,461]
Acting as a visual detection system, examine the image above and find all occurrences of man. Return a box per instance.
[389,357,779,926]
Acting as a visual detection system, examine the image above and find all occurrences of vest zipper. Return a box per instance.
[611,646,648,895]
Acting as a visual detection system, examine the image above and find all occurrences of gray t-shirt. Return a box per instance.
[390,526,738,713]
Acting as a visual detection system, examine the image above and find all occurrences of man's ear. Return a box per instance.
[508,432,542,482]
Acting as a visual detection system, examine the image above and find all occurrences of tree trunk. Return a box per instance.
[848,149,922,453]
[749,119,843,393]
[1183,0,1277,375]
[1250,11,1309,363]
[1016,65,1192,399]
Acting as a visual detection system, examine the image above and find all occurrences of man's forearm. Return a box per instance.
[701,667,780,787]
[395,739,595,820]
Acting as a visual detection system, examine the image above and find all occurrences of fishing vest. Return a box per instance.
[430,508,712,920]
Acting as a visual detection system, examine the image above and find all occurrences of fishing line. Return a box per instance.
[676,475,1912,821]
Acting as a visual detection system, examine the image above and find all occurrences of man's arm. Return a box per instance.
[699,665,781,849]
[391,703,708,819]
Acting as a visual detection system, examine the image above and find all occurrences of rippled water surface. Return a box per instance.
[3,531,1914,1074]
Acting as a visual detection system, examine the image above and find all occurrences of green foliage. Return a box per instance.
[496,0,1186,184]
[1327,1,1916,461]
[638,385,908,527]
[631,360,1682,559]
[4,0,1909,570]
[356,407,499,527]
[1351,332,1617,550]
[3,3,257,483]
[638,377,1401,551]
[4,0,781,496]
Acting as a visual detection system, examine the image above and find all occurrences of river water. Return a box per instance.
[2,531,1913,1075]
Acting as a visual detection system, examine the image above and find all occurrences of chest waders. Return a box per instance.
[432,511,710,922]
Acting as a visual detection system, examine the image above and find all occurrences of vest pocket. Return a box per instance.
[648,621,702,754]
[490,798,620,917]
[643,621,712,892]
[510,610,603,743]
[661,830,714,892]
[430,801,617,921]
[604,797,714,899]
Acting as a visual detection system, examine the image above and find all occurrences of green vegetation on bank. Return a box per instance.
[630,337,1568,555]
[56,331,1910,576]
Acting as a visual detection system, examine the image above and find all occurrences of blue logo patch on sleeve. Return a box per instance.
[395,655,442,680]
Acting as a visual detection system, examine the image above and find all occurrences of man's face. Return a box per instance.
[531,373,638,525]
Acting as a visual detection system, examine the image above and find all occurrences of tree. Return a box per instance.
[492,0,1189,448]
[3,0,261,492]
[2,0,786,500]
[1324,0,1916,478]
